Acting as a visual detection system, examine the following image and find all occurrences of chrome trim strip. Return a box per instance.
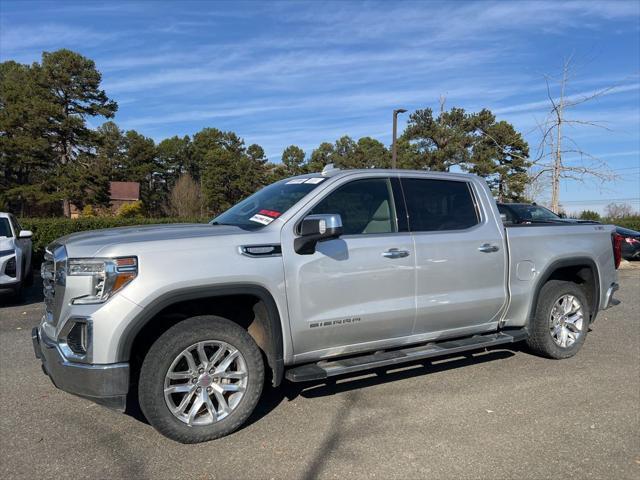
[239,244,282,258]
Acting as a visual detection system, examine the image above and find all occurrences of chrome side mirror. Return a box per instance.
[295,214,343,255]
[18,230,33,239]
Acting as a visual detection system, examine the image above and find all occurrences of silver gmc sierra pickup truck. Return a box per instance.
[32,166,622,443]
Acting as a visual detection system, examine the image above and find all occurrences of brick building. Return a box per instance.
[109,181,140,212]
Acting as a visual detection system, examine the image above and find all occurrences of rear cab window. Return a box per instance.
[400,178,479,232]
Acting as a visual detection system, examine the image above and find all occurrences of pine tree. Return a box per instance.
[281,145,306,175]
[0,61,54,214]
[38,49,118,216]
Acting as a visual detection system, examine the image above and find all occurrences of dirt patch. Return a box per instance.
[619,260,640,270]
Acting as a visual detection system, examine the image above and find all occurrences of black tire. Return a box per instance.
[526,280,590,359]
[24,261,34,287]
[138,315,264,443]
[12,282,24,301]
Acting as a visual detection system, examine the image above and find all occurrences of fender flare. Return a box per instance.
[527,257,601,325]
[116,284,285,386]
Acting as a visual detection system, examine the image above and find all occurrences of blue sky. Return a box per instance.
[1,0,639,214]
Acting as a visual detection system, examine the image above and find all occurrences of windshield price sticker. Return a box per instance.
[249,214,275,225]
[259,209,281,218]
[304,178,325,184]
[285,177,325,185]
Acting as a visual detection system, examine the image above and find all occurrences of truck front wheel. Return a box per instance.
[526,280,590,359]
[138,315,264,443]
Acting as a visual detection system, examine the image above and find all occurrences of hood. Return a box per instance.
[0,237,14,253]
[53,223,250,258]
[616,226,640,237]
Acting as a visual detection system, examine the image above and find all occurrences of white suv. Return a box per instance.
[0,212,33,299]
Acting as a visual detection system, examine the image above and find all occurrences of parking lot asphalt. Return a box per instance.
[0,269,638,480]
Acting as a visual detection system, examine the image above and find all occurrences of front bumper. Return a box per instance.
[32,326,129,411]
[0,279,19,288]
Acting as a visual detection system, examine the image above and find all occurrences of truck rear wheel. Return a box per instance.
[138,315,264,443]
[526,280,590,359]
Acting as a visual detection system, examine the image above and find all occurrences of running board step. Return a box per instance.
[285,329,528,382]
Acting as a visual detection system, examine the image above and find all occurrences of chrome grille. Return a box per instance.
[41,244,67,327]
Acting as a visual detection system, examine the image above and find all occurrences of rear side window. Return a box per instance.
[310,178,397,235]
[401,178,479,232]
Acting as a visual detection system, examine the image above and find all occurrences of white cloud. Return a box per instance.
[494,83,640,115]
[0,23,118,57]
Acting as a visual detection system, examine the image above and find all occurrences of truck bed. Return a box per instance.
[502,223,617,328]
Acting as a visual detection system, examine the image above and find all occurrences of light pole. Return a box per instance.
[391,108,407,169]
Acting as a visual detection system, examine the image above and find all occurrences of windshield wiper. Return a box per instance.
[522,219,565,224]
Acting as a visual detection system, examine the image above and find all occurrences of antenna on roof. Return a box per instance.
[321,163,339,176]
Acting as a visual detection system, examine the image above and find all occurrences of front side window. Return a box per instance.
[401,178,479,232]
[310,178,397,235]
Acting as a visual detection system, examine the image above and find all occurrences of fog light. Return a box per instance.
[66,322,88,355]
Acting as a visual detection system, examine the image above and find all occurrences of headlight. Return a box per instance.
[68,257,137,304]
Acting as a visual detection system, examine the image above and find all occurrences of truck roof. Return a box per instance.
[294,165,478,182]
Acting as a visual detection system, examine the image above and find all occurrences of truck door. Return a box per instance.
[281,176,415,359]
[400,177,507,336]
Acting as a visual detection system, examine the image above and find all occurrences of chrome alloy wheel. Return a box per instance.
[549,294,584,348]
[164,341,248,426]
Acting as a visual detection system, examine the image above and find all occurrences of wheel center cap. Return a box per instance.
[198,374,213,387]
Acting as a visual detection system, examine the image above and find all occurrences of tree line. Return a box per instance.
[1,49,531,217]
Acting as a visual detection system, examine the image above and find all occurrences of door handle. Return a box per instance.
[478,243,500,253]
[382,248,410,259]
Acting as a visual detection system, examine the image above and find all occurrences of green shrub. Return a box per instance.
[579,210,601,221]
[605,216,640,231]
[81,205,96,217]
[116,201,144,218]
[20,216,209,266]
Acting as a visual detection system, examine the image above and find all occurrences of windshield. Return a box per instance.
[0,218,12,238]
[509,204,561,221]
[211,177,326,229]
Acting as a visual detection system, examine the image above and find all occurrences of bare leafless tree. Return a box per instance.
[524,167,548,202]
[531,56,619,212]
[169,173,202,217]
[605,202,634,219]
